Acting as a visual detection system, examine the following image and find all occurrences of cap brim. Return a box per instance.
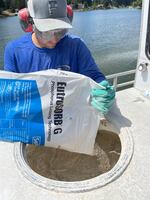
[33,17,72,32]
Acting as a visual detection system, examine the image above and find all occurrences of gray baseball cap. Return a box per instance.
[27,0,72,32]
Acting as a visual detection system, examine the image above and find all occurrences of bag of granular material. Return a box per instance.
[0,69,103,155]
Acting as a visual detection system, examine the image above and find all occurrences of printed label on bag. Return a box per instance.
[47,81,67,142]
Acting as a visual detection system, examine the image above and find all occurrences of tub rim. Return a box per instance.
[14,126,134,193]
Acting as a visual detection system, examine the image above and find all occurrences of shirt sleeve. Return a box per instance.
[77,39,106,83]
[4,42,16,72]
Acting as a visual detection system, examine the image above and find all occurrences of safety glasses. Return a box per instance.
[34,28,68,41]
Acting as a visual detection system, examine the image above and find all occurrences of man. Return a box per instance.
[4,0,115,114]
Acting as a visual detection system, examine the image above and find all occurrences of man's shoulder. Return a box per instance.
[6,33,32,50]
[64,34,83,42]
[61,34,86,49]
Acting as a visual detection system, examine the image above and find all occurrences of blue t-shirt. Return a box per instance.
[4,33,105,82]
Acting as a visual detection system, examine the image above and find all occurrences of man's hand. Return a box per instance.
[91,80,115,114]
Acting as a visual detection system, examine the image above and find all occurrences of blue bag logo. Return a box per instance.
[0,79,45,145]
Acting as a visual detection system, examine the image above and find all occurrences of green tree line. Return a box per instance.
[0,0,26,10]
[67,0,142,7]
[0,0,142,13]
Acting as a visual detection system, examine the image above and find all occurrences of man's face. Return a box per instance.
[34,28,68,48]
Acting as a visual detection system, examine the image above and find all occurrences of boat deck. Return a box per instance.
[0,87,150,199]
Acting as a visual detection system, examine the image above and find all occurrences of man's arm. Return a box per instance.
[76,39,115,115]
[4,42,16,72]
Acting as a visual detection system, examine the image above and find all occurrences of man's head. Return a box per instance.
[27,0,72,48]
[27,0,72,32]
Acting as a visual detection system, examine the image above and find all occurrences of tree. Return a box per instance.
[2,0,26,10]
[132,0,142,7]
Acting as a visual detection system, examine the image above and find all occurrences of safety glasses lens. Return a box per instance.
[54,29,67,39]
[36,29,67,41]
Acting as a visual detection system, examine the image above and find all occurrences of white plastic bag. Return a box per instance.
[0,69,102,155]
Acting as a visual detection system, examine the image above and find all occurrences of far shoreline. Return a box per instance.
[0,9,18,17]
[0,6,141,18]
[74,5,141,12]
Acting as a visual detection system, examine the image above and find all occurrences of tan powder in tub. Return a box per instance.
[26,130,121,181]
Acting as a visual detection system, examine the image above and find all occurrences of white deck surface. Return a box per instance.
[0,87,150,199]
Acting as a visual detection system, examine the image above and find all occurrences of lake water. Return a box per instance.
[0,8,141,75]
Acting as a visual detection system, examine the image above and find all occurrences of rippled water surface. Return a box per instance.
[0,8,141,75]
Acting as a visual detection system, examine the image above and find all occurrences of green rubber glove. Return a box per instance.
[91,80,115,114]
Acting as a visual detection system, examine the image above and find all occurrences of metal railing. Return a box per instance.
[106,69,136,90]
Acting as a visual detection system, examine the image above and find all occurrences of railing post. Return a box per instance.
[113,77,118,90]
